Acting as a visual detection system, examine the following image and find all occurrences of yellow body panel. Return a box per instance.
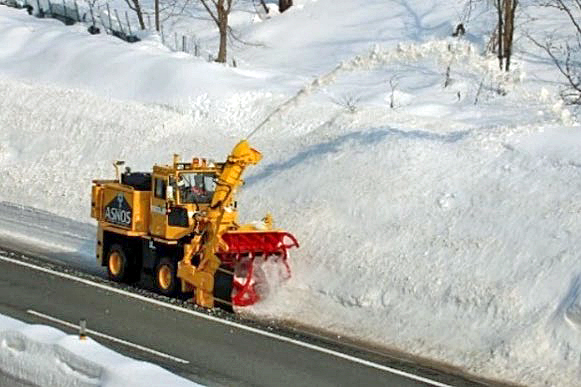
[91,182,151,233]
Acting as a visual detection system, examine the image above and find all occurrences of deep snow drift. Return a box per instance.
[0,313,200,387]
[1,1,581,386]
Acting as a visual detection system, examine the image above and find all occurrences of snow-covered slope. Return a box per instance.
[0,313,200,387]
[1,1,580,386]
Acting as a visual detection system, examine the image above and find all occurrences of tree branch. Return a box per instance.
[124,0,136,12]
[199,0,220,25]
[555,0,581,35]
[227,25,264,47]
[529,34,581,96]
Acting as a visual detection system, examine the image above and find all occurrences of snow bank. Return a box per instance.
[1,1,580,386]
[0,314,200,387]
[0,6,282,107]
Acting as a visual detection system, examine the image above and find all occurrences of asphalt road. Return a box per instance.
[0,250,494,387]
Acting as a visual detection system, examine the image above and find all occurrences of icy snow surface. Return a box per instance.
[1,1,581,386]
[0,313,200,387]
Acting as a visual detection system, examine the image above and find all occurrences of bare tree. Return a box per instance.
[502,0,517,70]
[199,0,233,63]
[157,0,194,30]
[492,0,518,71]
[530,1,581,103]
[124,0,146,30]
[329,94,360,114]
[155,0,160,31]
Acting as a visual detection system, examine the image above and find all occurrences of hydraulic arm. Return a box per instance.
[177,140,262,308]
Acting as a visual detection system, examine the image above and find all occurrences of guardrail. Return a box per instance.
[1,0,210,59]
[0,0,140,43]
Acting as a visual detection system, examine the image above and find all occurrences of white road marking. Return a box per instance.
[1,254,451,387]
[26,309,190,365]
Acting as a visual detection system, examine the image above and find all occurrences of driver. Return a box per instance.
[192,174,207,196]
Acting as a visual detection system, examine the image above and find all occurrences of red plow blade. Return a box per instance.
[219,231,299,307]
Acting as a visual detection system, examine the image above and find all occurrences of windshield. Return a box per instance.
[177,173,216,204]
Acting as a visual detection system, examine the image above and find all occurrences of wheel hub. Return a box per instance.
[158,265,172,290]
[109,252,122,276]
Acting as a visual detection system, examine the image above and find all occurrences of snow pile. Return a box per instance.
[245,121,581,385]
[0,314,199,387]
[0,3,276,107]
[1,1,581,386]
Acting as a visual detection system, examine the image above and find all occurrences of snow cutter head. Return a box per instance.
[170,140,299,311]
[217,230,299,307]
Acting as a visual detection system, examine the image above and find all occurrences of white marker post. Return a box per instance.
[79,318,87,340]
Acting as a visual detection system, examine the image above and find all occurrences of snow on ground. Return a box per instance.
[1,1,581,386]
[0,313,200,387]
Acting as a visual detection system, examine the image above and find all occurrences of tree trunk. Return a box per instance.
[132,0,145,30]
[279,0,292,13]
[497,0,503,70]
[503,0,517,71]
[124,0,145,30]
[216,4,228,63]
[155,0,160,32]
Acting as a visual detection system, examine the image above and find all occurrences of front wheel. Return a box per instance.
[155,258,179,296]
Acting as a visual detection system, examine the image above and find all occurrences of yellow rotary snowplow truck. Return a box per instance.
[90,140,299,311]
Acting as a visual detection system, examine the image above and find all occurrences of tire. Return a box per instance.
[106,244,132,283]
[155,258,179,297]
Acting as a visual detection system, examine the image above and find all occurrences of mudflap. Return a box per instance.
[213,265,234,313]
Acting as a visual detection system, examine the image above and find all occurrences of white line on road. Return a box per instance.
[26,309,190,364]
[1,254,451,387]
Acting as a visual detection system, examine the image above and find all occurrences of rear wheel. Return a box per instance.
[155,258,178,296]
[107,244,132,283]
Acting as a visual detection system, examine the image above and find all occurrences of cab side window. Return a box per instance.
[154,178,166,199]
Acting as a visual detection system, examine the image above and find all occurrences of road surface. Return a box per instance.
[0,248,496,387]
